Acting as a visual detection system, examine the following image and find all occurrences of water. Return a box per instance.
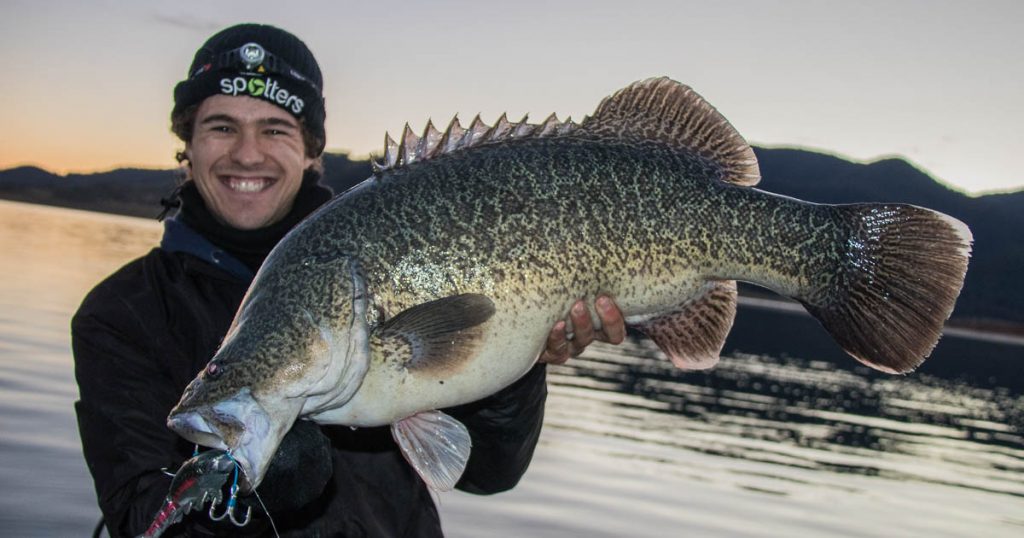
[0,199,1021,537]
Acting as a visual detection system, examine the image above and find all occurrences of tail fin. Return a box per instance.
[801,204,972,374]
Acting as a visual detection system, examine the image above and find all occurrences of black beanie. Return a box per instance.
[172,23,326,155]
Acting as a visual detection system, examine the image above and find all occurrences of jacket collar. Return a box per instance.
[160,217,255,281]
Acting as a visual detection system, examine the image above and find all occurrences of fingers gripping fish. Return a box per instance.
[167,77,972,496]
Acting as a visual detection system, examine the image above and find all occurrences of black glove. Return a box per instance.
[447,363,548,494]
[238,419,333,515]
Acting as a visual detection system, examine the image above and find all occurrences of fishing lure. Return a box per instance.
[138,448,252,538]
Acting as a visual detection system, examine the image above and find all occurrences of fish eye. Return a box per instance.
[205,362,222,378]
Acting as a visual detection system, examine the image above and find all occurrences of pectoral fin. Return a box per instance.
[630,280,737,370]
[391,410,472,491]
[375,293,495,375]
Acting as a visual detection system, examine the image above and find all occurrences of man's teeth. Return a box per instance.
[227,177,271,193]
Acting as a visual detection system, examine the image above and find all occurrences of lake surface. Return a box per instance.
[0,200,1021,537]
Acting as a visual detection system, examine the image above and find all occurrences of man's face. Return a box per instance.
[186,94,314,230]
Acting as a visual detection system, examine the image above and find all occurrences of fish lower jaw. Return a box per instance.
[166,412,229,450]
[166,413,270,490]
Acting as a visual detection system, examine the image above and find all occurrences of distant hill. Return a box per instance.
[0,165,179,218]
[1,148,1020,327]
[0,154,372,219]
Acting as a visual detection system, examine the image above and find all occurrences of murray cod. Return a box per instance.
[168,77,972,493]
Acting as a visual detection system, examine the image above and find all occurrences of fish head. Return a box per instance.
[167,371,298,493]
[167,252,372,491]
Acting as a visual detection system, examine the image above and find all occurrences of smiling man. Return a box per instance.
[187,95,313,230]
[73,23,623,537]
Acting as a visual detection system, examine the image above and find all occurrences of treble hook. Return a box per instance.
[208,484,252,527]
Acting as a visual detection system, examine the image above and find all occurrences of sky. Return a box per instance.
[1,0,1021,195]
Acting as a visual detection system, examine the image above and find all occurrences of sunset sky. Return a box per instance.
[1,0,1021,194]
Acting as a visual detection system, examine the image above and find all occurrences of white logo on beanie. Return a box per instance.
[219,76,306,115]
[239,42,266,70]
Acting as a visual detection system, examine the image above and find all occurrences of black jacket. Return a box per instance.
[73,191,547,537]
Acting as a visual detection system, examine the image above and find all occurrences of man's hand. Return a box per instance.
[538,296,625,365]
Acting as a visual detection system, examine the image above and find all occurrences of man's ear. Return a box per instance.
[303,154,324,176]
[178,145,194,181]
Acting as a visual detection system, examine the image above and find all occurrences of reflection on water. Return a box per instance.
[1,200,1022,537]
[0,201,161,536]
[550,342,1023,498]
[443,344,1023,537]
[0,200,161,315]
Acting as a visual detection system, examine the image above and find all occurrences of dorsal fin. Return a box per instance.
[464,115,490,147]
[399,124,419,165]
[420,120,442,160]
[579,77,760,186]
[484,112,513,141]
[437,116,466,156]
[537,113,562,136]
[372,77,758,186]
[373,111,582,173]
[371,132,400,173]
[511,114,534,137]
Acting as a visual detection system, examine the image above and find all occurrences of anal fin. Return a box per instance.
[630,280,737,370]
[391,410,472,491]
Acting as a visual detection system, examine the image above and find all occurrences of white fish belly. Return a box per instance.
[312,308,553,427]
[313,271,709,427]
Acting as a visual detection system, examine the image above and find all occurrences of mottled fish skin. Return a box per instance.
[260,137,849,420]
[313,138,827,313]
[169,77,971,491]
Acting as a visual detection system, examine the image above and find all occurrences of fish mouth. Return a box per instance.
[166,411,233,451]
[167,389,280,492]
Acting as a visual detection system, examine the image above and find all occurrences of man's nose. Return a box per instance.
[230,130,265,166]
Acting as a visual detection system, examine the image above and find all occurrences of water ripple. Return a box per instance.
[547,344,1024,501]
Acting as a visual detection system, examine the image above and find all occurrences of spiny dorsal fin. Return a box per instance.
[580,77,760,186]
[438,116,466,156]
[371,132,400,173]
[421,120,442,159]
[512,114,533,137]
[465,115,490,147]
[372,77,756,184]
[373,112,581,173]
[485,112,512,141]
[537,113,562,136]
[399,124,419,165]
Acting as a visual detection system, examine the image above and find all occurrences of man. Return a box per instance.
[73,23,624,537]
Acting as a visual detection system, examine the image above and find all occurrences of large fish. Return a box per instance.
[168,78,971,493]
